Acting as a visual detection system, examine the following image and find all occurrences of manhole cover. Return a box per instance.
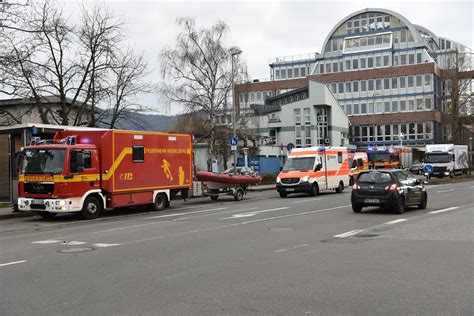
[269,227,294,232]
[59,247,95,253]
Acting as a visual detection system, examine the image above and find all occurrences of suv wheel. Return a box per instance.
[352,204,362,213]
[395,196,405,214]
[418,193,427,209]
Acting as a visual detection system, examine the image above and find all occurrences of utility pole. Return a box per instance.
[231,49,242,170]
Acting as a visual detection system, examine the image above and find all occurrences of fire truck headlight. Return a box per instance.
[57,200,66,206]
[301,176,309,183]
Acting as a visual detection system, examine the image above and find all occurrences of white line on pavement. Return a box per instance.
[293,198,322,204]
[123,205,352,246]
[220,207,290,220]
[436,189,454,193]
[429,206,459,214]
[173,207,258,221]
[61,241,87,245]
[93,243,122,248]
[384,219,408,225]
[274,244,309,253]
[0,260,27,267]
[31,239,61,244]
[146,207,227,219]
[333,230,365,238]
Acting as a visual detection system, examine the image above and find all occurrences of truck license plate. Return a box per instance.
[32,199,44,204]
[364,199,380,203]
[286,188,295,192]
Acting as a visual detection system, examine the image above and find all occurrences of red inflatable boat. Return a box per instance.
[195,171,261,189]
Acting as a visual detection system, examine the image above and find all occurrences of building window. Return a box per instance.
[408,54,415,65]
[281,69,286,79]
[305,125,311,146]
[345,60,351,70]
[417,53,422,64]
[408,76,414,88]
[400,100,406,112]
[275,70,280,80]
[332,62,338,72]
[368,79,374,91]
[338,82,344,93]
[361,80,367,91]
[304,108,310,122]
[325,64,330,73]
[295,126,302,146]
[384,78,390,90]
[376,101,383,113]
[132,146,144,163]
[416,75,423,87]
[288,68,293,78]
[368,57,374,68]
[424,74,431,87]
[416,98,423,111]
[425,96,432,110]
[392,100,398,112]
[391,77,398,89]
[408,99,415,111]
[376,79,382,90]
[345,104,352,115]
[319,64,324,74]
[400,76,406,88]
[383,55,389,66]
[384,101,390,112]
[346,82,352,93]
[294,109,301,124]
[360,58,366,69]
[376,56,382,67]
[294,68,300,78]
[353,103,360,115]
[353,81,359,92]
[353,59,358,70]
[400,54,407,65]
[301,67,306,77]
[361,103,367,114]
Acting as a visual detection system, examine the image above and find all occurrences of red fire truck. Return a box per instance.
[17,129,193,219]
[367,146,412,170]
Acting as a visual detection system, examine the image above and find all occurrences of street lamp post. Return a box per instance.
[371,92,381,146]
[469,136,473,177]
[230,49,242,170]
[399,133,405,147]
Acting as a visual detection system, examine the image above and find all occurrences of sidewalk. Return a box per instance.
[0,206,35,220]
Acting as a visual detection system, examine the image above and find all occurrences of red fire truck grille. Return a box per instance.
[24,183,54,195]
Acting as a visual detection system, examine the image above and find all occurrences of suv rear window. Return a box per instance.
[358,172,392,183]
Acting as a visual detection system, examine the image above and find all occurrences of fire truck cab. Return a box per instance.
[348,152,369,185]
[367,146,412,170]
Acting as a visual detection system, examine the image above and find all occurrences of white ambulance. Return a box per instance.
[276,147,349,198]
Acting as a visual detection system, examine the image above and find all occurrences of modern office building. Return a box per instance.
[235,8,473,149]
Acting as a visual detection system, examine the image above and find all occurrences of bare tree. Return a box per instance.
[160,18,247,167]
[0,0,153,128]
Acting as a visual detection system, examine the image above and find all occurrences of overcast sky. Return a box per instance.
[61,0,473,114]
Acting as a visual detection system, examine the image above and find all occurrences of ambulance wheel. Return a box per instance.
[335,181,344,193]
[234,188,244,201]
[210,195,219,201]
[81,196,101,220]
[309,183,319,197]
[38,211,57,219]
[279,192,287,198]
[152,193,168,211]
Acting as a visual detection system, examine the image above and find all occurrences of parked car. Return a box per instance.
[410,160,424,174]
[351,170,427,214]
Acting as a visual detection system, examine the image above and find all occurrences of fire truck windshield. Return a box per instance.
[283,157,316,171]
[21,148,66,174]
[368,153,389,163]
[424,153,450,163]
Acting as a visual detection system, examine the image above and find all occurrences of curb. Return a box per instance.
[0,211,36,220]
[247,186,276,192]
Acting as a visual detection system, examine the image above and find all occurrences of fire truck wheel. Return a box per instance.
[335,181,344,193]
[37,211,57,219]
[234,188,244,201]
[309,183,319,197]
[152,193,168,211]
[81,196,102,220]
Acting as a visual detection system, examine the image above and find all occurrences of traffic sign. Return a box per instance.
[230,137,238,146]
[424,165,433,174]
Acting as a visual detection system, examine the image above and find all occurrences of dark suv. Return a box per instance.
[351,170,427,214]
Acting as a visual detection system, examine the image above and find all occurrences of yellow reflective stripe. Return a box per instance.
[102,147,132,181]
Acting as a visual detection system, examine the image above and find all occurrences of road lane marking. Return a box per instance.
[61,241,87,245]
[123,205,352,246]
[274,244,309,253]
[293,198,322,204]
[221,207,290,220]
[0,260,27,267]
[429,206,459,214]
[32,239,61,244]
[93,243,122,248]
[333,230,365,238]
[384,219,408,225]
[174,207,258,221]
[146,207,227,219]
[437,189,454,193]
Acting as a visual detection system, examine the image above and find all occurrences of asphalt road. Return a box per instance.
[1,181,473,315]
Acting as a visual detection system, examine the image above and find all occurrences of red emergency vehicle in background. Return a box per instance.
[17,129,193,219]
[367,146,412,170]
[348,152,369,185]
